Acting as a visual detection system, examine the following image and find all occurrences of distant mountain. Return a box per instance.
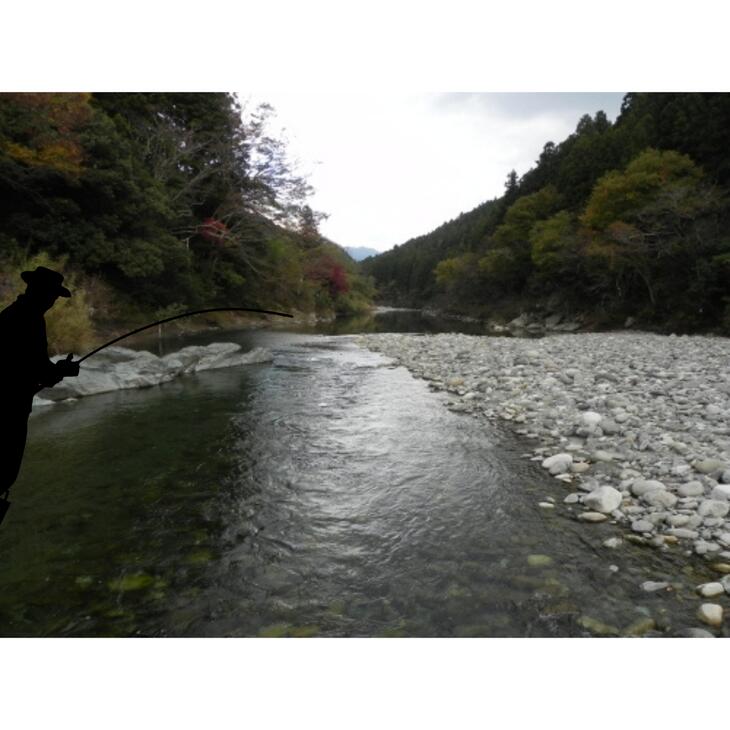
[344,246,379,261]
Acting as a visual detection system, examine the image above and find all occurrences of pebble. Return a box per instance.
[578,511,608,523]
[694,459,729,475]
[542,453,573,475]
[631,520,654,533]
[583,486,622,514]
[696,582,725,598]
[677,628,715,638]
[698,500,730,519]
[642,581,670,592]
[711,484,730,501]
[571,462,590,474]
[678,481,705,498]
[697,603,724,627]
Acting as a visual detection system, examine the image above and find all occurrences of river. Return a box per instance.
[0,309,715,636]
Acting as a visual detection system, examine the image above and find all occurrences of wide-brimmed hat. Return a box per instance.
[20,266,71,297]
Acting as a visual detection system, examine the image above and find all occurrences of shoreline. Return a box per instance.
[358,330,730,634]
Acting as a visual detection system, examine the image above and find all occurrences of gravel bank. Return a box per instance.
[358,331,730,629]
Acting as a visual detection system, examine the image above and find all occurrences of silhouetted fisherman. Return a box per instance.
[0,266,80,523]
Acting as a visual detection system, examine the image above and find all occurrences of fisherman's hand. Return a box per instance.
[55,354,80,378]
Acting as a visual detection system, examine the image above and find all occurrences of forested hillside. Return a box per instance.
[363,93,730,332]
[0,93,373,352]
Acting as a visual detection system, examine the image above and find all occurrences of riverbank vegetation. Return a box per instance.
[0,93,374,353]
[363,93,730,333]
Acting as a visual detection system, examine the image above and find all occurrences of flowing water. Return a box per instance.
[0,310,721,636]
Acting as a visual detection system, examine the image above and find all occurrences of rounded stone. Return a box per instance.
[542,453,573,475]
[631,520,654,533]
[583,486,623,514]
[711,484,730,501]
[698,500,730,519]
[631,479,667,497]
[641,490,678,509]
[697,603,724,627]
[642,581,670,592]
[578,511,609,523]
[696,582,725,598]
[678,481,704,498]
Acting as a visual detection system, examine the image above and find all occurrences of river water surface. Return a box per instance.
[0,310,719,636]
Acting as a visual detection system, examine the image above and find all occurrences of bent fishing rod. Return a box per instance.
[76,307,292,364]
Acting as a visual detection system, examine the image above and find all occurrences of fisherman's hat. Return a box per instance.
[21,266,71,297]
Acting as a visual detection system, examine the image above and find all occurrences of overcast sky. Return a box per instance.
[244,93,625,253]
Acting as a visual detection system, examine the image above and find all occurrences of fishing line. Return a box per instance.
[77,307,292,364]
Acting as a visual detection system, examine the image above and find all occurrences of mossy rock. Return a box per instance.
[527,554,554,568]
[108,573,154,592]
[624,617,656,636]
[288,625,320,638]
[378,626,408,638]
[577,615,620,636]
[75,575,94,589]
[258,623,291,638]
[328,599,346,616]
[186,549,214,565]
[543,601,578,616]
[446,584,472,599]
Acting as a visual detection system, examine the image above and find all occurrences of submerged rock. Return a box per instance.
[697,603,724,627]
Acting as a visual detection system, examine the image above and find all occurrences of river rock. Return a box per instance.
[541,453,573,475]
[694,459,729,475]
[630,479,667,497]
[571,462,591,474]
[711,484,730,501]
[583,486,622,514]
[641,489,678,509]
[696,582,725,598]
[632,520,654,533]
[678,481,705,498]
[698,500,730,519]
[578,511,608,523]
[697,603,724,627]
[581,411,602,428]
[642,581,669,592]
[677,628,715,638]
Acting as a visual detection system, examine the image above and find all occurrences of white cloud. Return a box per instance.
[243,93,624,252]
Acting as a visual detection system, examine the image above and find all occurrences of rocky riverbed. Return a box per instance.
[32,342,272,407]
[358,331,730,634]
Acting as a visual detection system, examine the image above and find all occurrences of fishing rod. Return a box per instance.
[76,307,292,364]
